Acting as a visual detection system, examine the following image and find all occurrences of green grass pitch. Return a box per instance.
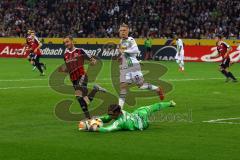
[0,58,240,160]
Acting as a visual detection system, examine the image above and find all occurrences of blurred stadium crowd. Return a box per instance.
[0,0,239,39]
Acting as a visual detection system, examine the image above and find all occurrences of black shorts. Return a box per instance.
[72,75,88,95]
[31,55,42,65]
[220,58,230,69]
[146,47,152,52]
[28,53,36,60]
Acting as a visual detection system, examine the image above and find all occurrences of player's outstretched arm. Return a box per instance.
[82,49,97,65]
[58,65,68,73]
[89,57,97,65]
[99,114,112,123]
[225,46,232,58]
[89,121,121,133]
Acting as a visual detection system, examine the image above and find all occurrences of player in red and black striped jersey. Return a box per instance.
[25,30,46,75]
[215,35,237,82]
[25,30,37,71]
[59,36,107,119]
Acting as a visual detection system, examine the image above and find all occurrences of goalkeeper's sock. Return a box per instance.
[228,72,237,80]
[76,96,91,119]
[140,83,158,90]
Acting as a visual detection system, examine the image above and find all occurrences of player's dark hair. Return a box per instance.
[65,35,73,41]
[108,104,121,114]
[215,34,222,39]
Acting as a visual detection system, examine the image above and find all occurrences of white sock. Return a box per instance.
[119,98,125,109]
[119,89,127,109]
[140,83,158,91]
[180,61,184,70]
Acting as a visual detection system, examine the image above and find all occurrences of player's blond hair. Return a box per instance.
[120,23,129,28]
[27,30,34,34]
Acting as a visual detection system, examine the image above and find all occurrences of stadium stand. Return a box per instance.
[0,0,239,39]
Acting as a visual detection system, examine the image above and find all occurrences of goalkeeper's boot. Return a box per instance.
[93,84,107,93]
[170,100,176,107]
[40,72,45,76]
[157,86,165,100]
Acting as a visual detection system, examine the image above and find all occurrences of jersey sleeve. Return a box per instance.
[98,120,122,133]
[81,48,92,59]
[222,42,230,48]
[34,36,41,45]
[99,115,112,123]
[124,38,140,54]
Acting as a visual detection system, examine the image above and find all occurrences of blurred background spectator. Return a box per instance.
[144,36,153,60]
[0,0,239,39]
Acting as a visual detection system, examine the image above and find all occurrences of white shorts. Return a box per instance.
[120,65,144,85]
[175,52,184,61]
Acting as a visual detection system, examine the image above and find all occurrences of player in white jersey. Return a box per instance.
[174,35,185,71]
[117,23,164,108]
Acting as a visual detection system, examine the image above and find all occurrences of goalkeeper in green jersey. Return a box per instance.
[89,101,176,132]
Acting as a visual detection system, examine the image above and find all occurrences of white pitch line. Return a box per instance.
[0,76,239,90]
[203,117,240,124]
[167,77,240,82]
[0,78,48,82]
[0,83,110,90]
[0,85,50,90]
[205,121,240,124]
[1,77,239,82]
